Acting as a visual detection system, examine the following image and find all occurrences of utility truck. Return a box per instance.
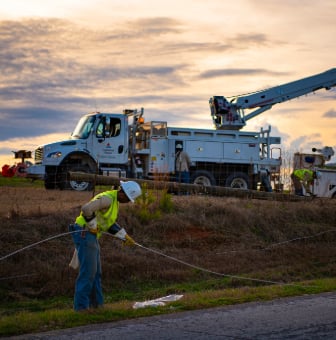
[26,68,336,191]
[293,146,336,198]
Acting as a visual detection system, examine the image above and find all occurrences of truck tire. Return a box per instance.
[225,172,249,189]
[191,170,216,186]
[62,165,94,191]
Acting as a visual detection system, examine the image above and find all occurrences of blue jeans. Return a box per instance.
[176,171,190,183]
[70,224,104,311]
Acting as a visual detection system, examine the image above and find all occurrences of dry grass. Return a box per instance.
[1,187,336,302]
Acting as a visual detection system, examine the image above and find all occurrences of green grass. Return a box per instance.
[0,174,44,188]
[1,175,336,336]
[1,277,335,337]
[0,173,116,192]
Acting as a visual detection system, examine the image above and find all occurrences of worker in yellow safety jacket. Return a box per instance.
[290,169,315,196]
[69,180,142,312]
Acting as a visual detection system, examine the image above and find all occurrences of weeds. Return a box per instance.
[135,183,175,222]
[1,278,335,337]
[1,184,336,336]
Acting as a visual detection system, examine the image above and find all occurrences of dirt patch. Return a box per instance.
[1,187,336,300]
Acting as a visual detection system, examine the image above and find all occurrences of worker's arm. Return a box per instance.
[76,196,112,232]
[107,223,135,246]
[81,196,112,218]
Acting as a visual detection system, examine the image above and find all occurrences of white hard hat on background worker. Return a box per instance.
[120,180,142,202]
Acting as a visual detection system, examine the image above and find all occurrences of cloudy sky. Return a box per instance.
[0,0,335,166]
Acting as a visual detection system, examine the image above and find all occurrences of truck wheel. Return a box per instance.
[225,172,249,189]
[191,170,216,186]
[63,165,94,191]
[69,178,92,191]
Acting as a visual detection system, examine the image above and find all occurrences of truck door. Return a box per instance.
[90,115,128,165]
[148,121,169,175]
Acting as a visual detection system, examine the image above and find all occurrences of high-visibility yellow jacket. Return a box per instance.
[76,190,119,238]
[293,169,314,181]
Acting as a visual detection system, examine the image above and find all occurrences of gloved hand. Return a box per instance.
[114,227,136,246]
[114,227,127,240]
[123,234,136,247]
[86,216,97,232]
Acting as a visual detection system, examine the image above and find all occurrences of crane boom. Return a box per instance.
[210,68,336,130]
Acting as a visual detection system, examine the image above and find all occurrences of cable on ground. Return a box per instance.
[0,231,80,262]
[132,241,313,287]
[2,229,335,287]
[215,228,336,255]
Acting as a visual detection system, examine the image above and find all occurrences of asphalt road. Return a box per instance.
[9,292,336,339]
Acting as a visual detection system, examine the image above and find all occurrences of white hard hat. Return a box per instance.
[176,144,183,149]
[120,181,142,203]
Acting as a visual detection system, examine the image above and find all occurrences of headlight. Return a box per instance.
[47,151,62,158]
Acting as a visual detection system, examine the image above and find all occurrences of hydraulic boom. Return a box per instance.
[210,68,336,130]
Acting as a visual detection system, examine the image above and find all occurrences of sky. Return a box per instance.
[0,0,336,167]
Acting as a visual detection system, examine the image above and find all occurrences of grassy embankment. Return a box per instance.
[0,175,336,336]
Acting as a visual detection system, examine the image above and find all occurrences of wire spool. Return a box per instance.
[15,162,28,177]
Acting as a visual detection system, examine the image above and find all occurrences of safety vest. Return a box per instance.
[75,191,119,238]
[293,169,314,181]
[93,191,119,238]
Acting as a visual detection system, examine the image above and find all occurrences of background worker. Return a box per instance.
[291,168,315,196]
[175,143,191,184]
[69,180,142,312]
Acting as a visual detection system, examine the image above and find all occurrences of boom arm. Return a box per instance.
[210,68,336,130]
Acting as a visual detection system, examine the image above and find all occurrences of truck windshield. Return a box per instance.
[71,115,96,139]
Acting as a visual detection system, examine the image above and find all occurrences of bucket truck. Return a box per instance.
[25,68,336,192]
[209,68,336,130]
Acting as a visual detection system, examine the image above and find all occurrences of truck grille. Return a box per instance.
[35,147,44,163]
